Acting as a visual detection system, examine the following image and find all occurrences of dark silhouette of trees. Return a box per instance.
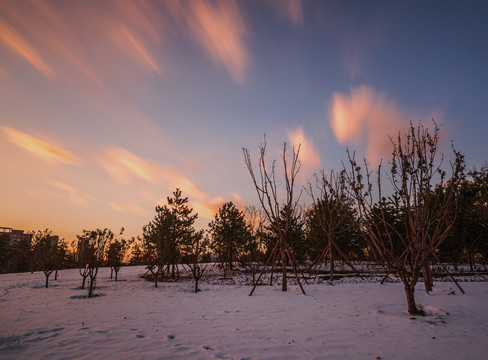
[32,229,59,288]
[441,165,488,269]
[0,232,12,273]
[106,230,128,281]
[209,201,251,278]
[345,122,463,314]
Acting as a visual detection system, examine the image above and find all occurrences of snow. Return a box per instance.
[1,266,488,359]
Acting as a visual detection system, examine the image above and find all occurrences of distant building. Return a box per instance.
[0,227,33,244]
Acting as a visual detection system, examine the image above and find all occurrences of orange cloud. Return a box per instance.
[287,127,321,180]
[2,126,82,165]
[101,147,160,184]
[187,0,248,84]
[109,25,161,74]
[109,202,149,216]
[0,18,53,78]
[98,146,234,220]
[115,0,163,45]
[329,85,411,165]
[48,180,89,205]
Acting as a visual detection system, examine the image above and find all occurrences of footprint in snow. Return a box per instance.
[136,334,145,338]
[167,334,175,340]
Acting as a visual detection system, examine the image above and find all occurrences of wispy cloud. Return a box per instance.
[0,18,53,78]
[109,202,149,216]
[329,84,413,165]
[48,180,89,205]
[287,127,321,180]
[2,126,82,165]
[98,146,232,219]
[185,0,249,84]
[109,25,161,74]
[267,0,304,26]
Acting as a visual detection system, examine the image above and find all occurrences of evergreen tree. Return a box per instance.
[144,188,200,280]
[209,201,251,277]
[266,205,307,263]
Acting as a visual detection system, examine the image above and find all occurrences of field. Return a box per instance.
[1,266,488,359]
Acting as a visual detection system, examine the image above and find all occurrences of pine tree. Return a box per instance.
[209,201,251,278]
[144,188,200,281]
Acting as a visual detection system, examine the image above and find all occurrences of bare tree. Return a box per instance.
[240,204,267,285]
[32,229,58,288]
[306,170,363,282]
[243,139,306,294]
[345,122,463,315]
[78,228,114,297]
[180,231,207,293]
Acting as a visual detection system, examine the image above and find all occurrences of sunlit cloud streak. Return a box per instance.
[329,84,412,165]
[98,147,232,219]
[109,202,149,216]
[2,126,83,165]
[287,127,321,181]
[183,0,249,84]
[0,18,53,78]
[48,180,90,206]
[109,25,161,74]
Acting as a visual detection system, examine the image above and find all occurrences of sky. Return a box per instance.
[1,0,487,241]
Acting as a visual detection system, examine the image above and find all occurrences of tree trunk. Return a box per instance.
[115,270,119,281]
[55,270,58,280]
[194,277,199,293]
[422,257,433,293]
[45,273,49,288]
[88,278,94,297]
[110,267,113,279]
[404,283,417,315]
[81,276,86,289]
[329,239,334,283]
[468,251,474,272]
[281,236,287,292]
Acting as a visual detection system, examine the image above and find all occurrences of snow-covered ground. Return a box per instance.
[1,266,487,359]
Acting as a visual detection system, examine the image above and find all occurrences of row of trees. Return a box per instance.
[136,122,487,315]
[2,122,487,312]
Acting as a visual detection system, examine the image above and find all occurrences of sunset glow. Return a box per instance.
[1,1,487,240]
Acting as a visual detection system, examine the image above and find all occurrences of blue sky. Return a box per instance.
[1,0,487,240]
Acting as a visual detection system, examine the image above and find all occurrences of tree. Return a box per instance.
[239,205,267,285]
[77,228,114,297]
[53,239,68,280]
[129,237,145,266]
[180,230,207,293]
[143,189,201,286]
[243,140,306,294]
[106,229,128,281]
[306,170,364,282]
[0,232,12,273]
[209,201,251,278]
[345,122,463,314]
[32,229,59,288]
